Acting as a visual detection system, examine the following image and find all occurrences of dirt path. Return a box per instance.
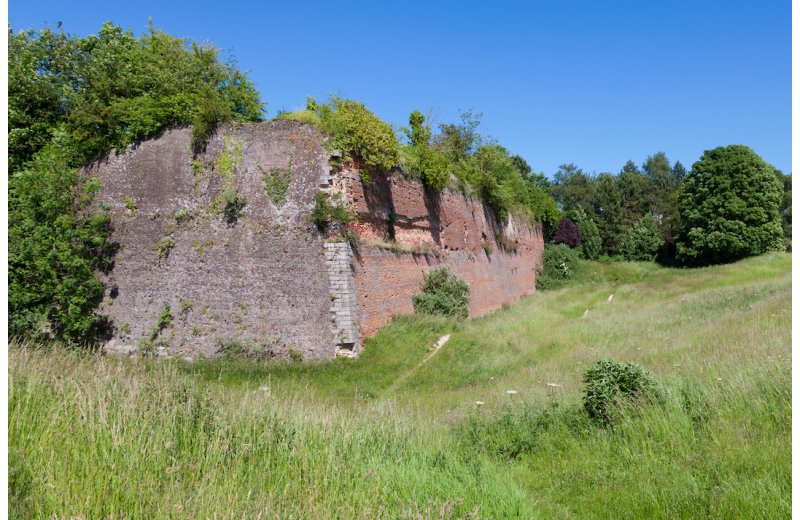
[386,334,451,392]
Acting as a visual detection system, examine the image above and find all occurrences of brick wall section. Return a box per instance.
[335,167,544,338]
[86,121,338,360]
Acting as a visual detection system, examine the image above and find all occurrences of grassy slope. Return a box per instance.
[9,253,791,518]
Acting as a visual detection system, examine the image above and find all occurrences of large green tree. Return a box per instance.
[9,22,263,344]
[675,145,783,265]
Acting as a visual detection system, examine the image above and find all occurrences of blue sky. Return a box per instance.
[9,0,792,176]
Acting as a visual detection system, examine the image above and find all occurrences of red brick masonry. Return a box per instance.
[339,168,545,337]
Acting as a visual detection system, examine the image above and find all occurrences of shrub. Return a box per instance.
[569,206,602,259]
[536,243,582,290]
[620,214,662,261]
[582,359,661,426]
[553,217,581,248]
[412,266,470,320]
[400,111,449,192]
[313,97,400,175]
[401,143,449,192]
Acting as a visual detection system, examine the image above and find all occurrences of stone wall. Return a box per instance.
[87,121,337,360]
[88,121,544,360]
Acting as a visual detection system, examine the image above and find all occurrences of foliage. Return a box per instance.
[174,208,193,223]
[412,266,470,320]
[568,206,602,259]
[138,303,174,356]
[620,214,663,261]
[276,108,323,126]
[553,217,581,248]
[525,179,561,232]
[433,110,486,162]
[123,196,137,214]
[216,337,280,361]
[8,21,262,344]
[260,162,292,206]
[308,97,399,175]
[211,131,246,225]
[156,236,175,259]
[8,137,115,344]
[310,191,354,233]
[221,193,246,225]
[776,170,791,251]
[536,243,582,290]
[675,145,783,265]
[458,404,589,460]
[582,359,661,426]
[400,111,449,192]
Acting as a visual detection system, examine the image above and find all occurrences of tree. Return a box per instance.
[569,205,602,260]
[620,215,662,261]
[675,145,783,265]
[591,173,625,255]
[554,217,581,248]
[643,152,681,227]
[775,169,792,250]
[617,161,650,227]
[551,164,594,211]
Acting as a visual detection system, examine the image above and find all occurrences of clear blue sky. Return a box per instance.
[9,0,792,176]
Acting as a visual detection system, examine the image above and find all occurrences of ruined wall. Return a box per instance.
[334,168,544,337]
[87,121,338,359]
[88,121,544,360]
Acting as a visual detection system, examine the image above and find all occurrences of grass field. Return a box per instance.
[9,253,791,518]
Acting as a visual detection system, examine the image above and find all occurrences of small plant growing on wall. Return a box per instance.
[123,196,137,215]
[138,304,174,357]
[412,265,470,320]
[310,190,355,233]
[156,236,175,259]
[260,161,292,206]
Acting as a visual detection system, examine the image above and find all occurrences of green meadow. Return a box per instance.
[9,253,791,518]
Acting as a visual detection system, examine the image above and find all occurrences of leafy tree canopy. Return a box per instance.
[675,145,783,265]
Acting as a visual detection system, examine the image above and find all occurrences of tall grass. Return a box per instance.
[9,253,791,518]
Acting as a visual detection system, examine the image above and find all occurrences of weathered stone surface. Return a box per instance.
[86,121,336,360]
